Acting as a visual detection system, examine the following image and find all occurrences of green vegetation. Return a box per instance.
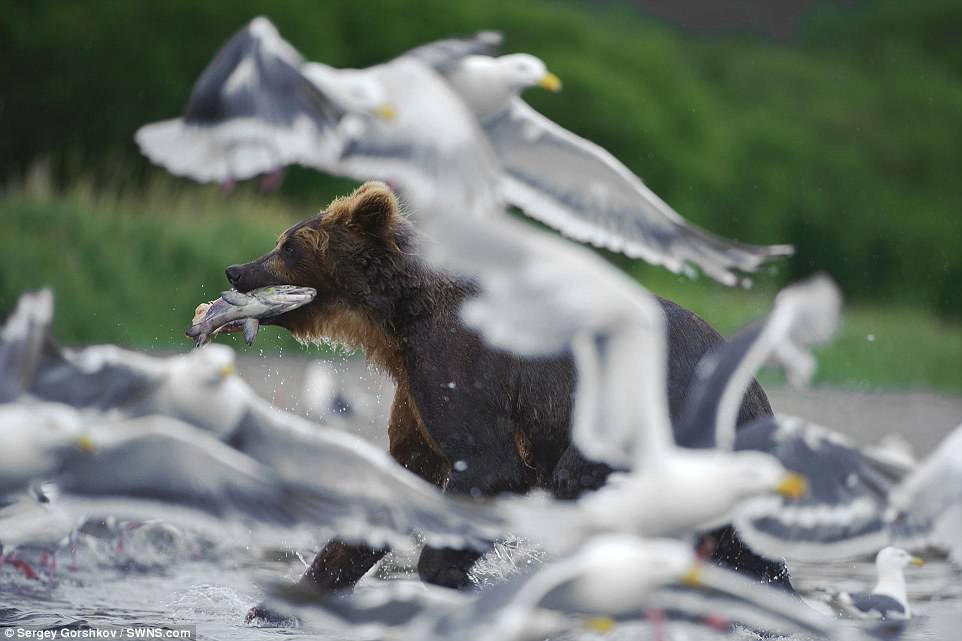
[2,0,961,318]
[2,187,959,393]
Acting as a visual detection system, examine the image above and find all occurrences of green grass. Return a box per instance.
[1,184,960,393]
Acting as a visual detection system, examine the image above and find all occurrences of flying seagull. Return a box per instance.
[136,19,792,285]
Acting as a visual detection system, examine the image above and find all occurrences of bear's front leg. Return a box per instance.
[411,389,532,589]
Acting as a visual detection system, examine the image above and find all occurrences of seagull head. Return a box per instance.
[722,452,808,501]
[152,345,250,438]
[876,546,924,572]
[493,54,562,93]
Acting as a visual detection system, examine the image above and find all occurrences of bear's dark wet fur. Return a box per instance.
[227,182,786,606]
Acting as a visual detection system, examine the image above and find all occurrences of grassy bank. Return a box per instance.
[1,185,959,393]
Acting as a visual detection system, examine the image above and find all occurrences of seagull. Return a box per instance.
[0,402,91,496]
[0,404,503,551]
[137,20,792,285]
[266,535,840,641]
[32,342,251,440]
[441,48,793,285]
[826,547,924,623]
[134,20,498,190]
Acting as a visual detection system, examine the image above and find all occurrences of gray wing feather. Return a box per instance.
[486,99,793,285]
[732,415,931,561]
[182,17,340,129]
[229,400,507,550]
[676,275,841,450]
[840,592,907,620]
[674,321,766,449]
[402,31,503,72]
[30,344,165,412]
[135,17,343,181]
[643,567,836,638]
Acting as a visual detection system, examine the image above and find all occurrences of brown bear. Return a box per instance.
[225,182,786,606]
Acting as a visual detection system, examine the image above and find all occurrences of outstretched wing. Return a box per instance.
[135,17,343,182]
[890,423,962,560]
[485,98,793,285]
[731,415,930,562]
[402,31,503,72]
[30,343,167,412]
[675,275,841,450]
[231,398,508,550]
[58,414,503,551]
[644,564,838,638]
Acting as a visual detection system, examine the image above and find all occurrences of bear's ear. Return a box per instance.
[350,182,398,237]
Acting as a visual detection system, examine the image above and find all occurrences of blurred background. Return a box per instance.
[1,0,959,392]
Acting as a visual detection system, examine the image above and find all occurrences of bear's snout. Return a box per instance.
[225,265,244,288]
[225,261,279,293]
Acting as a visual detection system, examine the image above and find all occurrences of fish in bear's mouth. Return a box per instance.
[186,285,316,347]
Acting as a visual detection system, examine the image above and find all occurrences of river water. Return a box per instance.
[2,354,960,640]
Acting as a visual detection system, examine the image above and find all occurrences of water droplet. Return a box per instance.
[454,460,468,472]
[866,334,876,342]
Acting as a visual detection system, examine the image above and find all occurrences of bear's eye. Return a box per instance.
[282,243,296,258]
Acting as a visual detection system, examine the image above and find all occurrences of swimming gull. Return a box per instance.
[823,546,923,624]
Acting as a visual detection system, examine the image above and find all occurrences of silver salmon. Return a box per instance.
[186,286,316,347]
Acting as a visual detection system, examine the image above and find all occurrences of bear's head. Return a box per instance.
[224,182,413,347]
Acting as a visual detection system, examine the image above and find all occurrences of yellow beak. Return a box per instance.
[776,472,808,499]
[374,104,397,121]
[584,617,615,634]
[76,434,96,453]
[911,556,925,567]
[538,72,562,93]
[219,363,236,379]
[681,562,703,587]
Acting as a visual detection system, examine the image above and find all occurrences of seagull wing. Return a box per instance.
[731,415,930,562]
[484,98,793,285]
[675,274,841,450]
[0,289,53,402]
[402,31,503,72]
[266,580,470,640]
[230,398,507,550]
[889,423,962,559]
[135,17,343,182]
[30,343,167,412]
[644,564,839,638]
[54,416,318,526]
